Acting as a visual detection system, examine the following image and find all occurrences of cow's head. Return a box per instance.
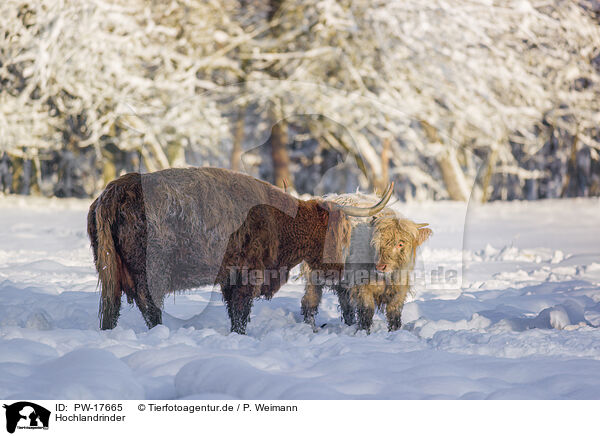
[317,182,395,266]
[371,216,432,273]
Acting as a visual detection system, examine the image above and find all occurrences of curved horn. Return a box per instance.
[337,182,395,217]
[416,223,429,228]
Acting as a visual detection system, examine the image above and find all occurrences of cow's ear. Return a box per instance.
[417,227,432,246]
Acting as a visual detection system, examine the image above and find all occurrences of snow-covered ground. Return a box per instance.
[1,195,599,399]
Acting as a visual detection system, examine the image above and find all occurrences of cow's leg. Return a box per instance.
[385,298,403,332]
[385,285,409,331]
[335,284,355,326]
[355,287,375,334]
[301,282,323,331]
[100,291,122,330]
[223,284,254,335]
[133,277,163,329]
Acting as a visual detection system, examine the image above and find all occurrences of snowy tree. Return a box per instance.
[215,0,600,199]
[0,0,232,194]
[1,0,599,199]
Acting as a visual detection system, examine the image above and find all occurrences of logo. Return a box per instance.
[3,402,50,434]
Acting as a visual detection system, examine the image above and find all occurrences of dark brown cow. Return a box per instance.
[87,168,392,334]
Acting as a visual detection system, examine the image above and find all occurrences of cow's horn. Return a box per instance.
[338,182,394,217]
[416,223,429,228]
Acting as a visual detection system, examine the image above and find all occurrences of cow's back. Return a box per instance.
[140,168,298,294]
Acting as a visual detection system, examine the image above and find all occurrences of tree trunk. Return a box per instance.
[560,130,579,198]
[481,148,498,203]
[270,119,292,189]
[146,134,170,170]
[0,152,12,194]
[102,152,117,187]
[167,140,186,168]
[31,152,42,195]
[438,148,470,202]
[20,156,32,195]
[374,136,391,194]
[420,120,470,202]
[353,131,383,190]
[231,106,246,172]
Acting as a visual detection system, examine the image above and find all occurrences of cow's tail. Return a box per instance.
[88,189,128,330]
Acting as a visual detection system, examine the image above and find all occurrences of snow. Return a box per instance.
[1,195,600,399]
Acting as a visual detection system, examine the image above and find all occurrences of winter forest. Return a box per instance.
[2,0,600,201]
[4,0,600,408]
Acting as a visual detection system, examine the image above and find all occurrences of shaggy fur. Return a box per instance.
[88,167,356,334]
[301,192,432,333]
